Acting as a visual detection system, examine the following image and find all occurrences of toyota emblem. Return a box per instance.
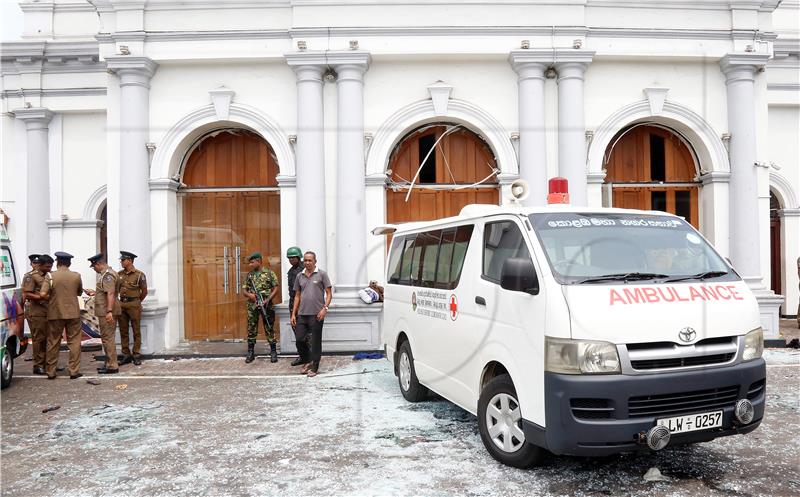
[678,327,697,343]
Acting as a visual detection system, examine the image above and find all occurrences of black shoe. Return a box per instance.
[269,343,278,363]
[245,343,255,364]
[33,367,46,375]
[133,357,142,366]
[119,356,133,365]
[69,373,83,380]
[290,358,306,367]
[97,367,119,374]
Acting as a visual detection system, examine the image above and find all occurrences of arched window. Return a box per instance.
[386,124,499,224]
[604,124,700,227]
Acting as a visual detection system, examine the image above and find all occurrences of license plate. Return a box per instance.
[656,410,723,434]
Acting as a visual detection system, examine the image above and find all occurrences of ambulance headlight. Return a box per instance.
[742,328,763,362]
[545,337,621,374]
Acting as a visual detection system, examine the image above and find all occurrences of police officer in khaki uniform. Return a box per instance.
[117,251,147,365]
[85,253,121,374]
[22,254,48,374]
[40,252,84,379]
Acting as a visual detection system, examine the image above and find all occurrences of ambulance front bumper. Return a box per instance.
[523,358,766,457]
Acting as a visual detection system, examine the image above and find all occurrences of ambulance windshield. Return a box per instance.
[528,213,736,285]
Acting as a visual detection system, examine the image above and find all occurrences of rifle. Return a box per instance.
[247,273,273,332]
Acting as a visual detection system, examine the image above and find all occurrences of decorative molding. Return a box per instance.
[719,52,771,76]
[427,80,453,116]
[148,178,181,192]
[587,171,608,184]
[364,174,388,187]
[13,107,54,128]
[325,51,371,68]
[45,218,102,229]
[587,99,730,178]
[208,87,235,120]
[699,171,732,185]
[769,172,799,209]
[284,51,328,68]
[365,97,517,179]
[275,175,297,187]
[496,172,520,185]
[767,83,800,92]
[777,208,800,218]
[150,102,295,180]
[643,87,670,115]
[1,87,107,99]
[82,185,108,219]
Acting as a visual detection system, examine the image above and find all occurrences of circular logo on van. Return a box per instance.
[678,327,696,343]
[449,294,458,321]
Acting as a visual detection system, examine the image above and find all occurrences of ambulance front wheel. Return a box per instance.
[397,341,428,402]
[478,374,545,468]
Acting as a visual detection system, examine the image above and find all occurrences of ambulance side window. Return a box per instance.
[436,225,474,290]
[419,230,443,288]
[482,221,532,283]
[387,236,405,284]
[398,235,417,285]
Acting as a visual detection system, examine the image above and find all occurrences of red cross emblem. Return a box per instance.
[449,294,458,321]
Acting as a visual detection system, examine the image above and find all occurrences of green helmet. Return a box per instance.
[286,246,303,258]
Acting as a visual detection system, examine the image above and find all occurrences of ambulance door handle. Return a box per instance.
[475,296,486,306]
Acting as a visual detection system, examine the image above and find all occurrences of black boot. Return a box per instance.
[290,357,305,367]
[245,343,255,364]
[269,342,278,363]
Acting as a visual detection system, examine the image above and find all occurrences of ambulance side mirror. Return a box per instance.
[500,258,539,295]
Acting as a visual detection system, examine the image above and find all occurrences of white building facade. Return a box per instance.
[2,0,798,352]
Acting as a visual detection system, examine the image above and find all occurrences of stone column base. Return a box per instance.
[753,289,785,340]
[116,301,168,355]
[276,301,383,353]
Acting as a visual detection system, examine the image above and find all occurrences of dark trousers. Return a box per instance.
[295,315,324,371]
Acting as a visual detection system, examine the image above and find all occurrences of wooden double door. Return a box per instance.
[182,191,281,340]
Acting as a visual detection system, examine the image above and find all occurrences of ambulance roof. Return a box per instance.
[375,204,682,236]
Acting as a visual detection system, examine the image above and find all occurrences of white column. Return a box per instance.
[509,52,548,206]
[720,53,783,339]
[106,56,157,278]
[14,107,53,255]
[720,54,768,287]
[287,54,328,270]
[555,52,594,207]
[330,52,370,296]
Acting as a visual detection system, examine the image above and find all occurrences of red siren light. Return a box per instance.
[547,177,570,204]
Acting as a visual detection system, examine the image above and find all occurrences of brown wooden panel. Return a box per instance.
[183,130,279,188]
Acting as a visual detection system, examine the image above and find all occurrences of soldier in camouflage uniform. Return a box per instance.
[242,252,279,364]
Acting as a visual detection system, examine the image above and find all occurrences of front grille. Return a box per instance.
[631,353,735,370]
[570,398,615,420]
[628,385,739,418]
[747,380,765,400]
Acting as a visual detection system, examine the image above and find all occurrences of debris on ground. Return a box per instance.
[41,405,61,414]
[643,467,670,482]
[86,379,101,385]
[787,338,799,349]
[115,384,128,390]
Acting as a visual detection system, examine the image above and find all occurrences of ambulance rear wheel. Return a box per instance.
[478,374,545,468]
[397,341,427,402]
[1,347,12,389]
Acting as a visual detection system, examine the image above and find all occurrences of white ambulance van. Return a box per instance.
[1,219,26,389]
[377,194,765,467]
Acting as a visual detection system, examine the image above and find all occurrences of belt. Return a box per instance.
[120,296,140,303]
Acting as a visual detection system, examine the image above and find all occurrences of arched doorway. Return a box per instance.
[386,124,499,224]
[181,129,281,340]
[604,124,700,228]
[769,191,782,296]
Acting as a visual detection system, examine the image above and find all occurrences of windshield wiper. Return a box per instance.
[664,271,729,282]
[576,272,670,284]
